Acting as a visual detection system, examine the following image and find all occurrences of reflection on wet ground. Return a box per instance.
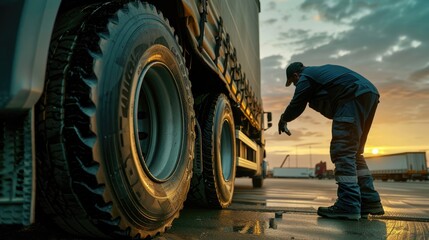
[159,204,429,240]
[2,178,428,239]
[157,178,429,239]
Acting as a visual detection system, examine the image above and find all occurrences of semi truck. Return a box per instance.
[366,152,428,181]
[0,0,272,238]
[314,161,334,179]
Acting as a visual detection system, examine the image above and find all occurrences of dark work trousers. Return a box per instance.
[330,92,381,213]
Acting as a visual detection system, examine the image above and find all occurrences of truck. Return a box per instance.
[271,155,313,178]
[272,168,314,178]
[314,161,334,179]
[366,152,428,181]
[0,0,272,238]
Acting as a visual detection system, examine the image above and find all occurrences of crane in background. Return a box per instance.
[280,154,290,168]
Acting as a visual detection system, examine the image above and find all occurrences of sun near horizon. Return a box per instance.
[372,148,380,155]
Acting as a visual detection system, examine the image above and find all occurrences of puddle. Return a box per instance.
[231,220,266,235]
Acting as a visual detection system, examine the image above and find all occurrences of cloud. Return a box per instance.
[287,0,429,106]
[261,55,286,86]
[261,55,283,68]
[299,115,322,125]
[263,18,278,25]
[265,1,277,11]
[259,0,429,158]
[290,1,429,67]
[409,66,429,82]
[282,15,290,22]
[265,126,324,142]
[300,0,375,24]
[287,31,332,51]
[279,29,310,39]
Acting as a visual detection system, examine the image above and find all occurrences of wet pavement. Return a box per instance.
[158,208,395,239]
[157,178,429,239]
[2,178,429,239]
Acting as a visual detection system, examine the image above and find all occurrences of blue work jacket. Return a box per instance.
[282,64,379,121]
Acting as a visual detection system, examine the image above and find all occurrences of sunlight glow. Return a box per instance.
[372,148,379,155]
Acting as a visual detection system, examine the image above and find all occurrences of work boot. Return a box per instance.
[317,205,361,220]
[361,201,384,218]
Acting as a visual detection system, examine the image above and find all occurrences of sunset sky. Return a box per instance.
[258,0,429,169]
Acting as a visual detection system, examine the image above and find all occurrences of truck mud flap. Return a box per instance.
[0,112,34,225]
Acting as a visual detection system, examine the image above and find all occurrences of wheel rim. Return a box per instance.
[220,119,233,181]
[134,62,184,182]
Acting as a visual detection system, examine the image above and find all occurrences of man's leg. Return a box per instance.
[356,156,384,218]
[355,93,384,217]
[317,101,361,220]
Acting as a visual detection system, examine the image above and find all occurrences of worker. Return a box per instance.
[278,62,384,220]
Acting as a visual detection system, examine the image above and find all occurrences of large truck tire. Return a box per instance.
[188,94,236,208]
[35,2,194,239]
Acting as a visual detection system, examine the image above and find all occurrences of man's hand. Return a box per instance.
[278,115,292,136]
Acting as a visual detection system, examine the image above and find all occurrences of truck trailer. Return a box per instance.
[0,0,272,238]
[272,167,314,178]
[365,152,428,181]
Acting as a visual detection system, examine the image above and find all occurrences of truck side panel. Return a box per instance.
[0,0,60,112]
[181,0,262,130]
[272,168,313,178]
[214,0,261,100]
[408,153,427,171]
[366,152,428,180]
[366,154,408,171]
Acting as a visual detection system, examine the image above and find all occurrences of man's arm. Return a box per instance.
[281,76,316,122]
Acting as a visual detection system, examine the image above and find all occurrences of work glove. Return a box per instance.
[278,114,291,136]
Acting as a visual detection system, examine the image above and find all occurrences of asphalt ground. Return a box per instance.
[157,178,429,240]
[2,178,428,239]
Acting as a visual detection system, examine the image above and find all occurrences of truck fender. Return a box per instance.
[0,0,60,111]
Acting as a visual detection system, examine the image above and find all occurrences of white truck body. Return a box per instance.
[272,167,314,178]
[366,152,428,181]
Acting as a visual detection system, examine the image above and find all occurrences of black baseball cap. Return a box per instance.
[286,62,304,87]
